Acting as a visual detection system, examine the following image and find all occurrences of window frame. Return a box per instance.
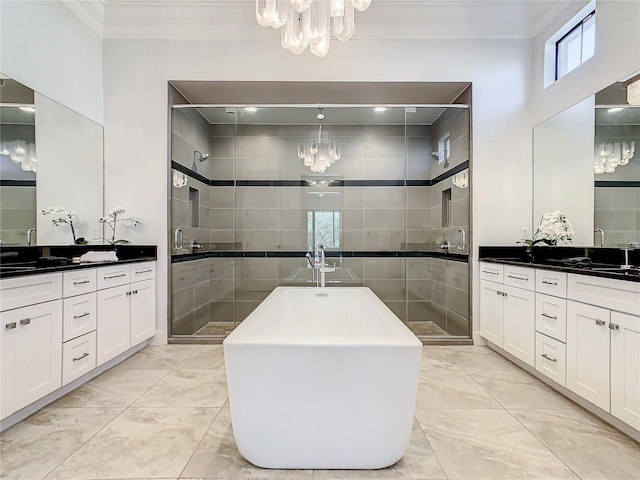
[555,11,595,81]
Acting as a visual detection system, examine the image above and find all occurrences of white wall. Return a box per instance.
[532,0,640,125]
[0,0,103,124]
[103,37,533,342]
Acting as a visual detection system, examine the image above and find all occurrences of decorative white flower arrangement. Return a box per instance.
[532,210,575,246]
[42,206,86,244]
[99,206,142,245]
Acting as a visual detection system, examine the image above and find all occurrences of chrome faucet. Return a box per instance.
[457,228,466,251]
[594,229,605,247]
[306,244,335,287]
[191,240,204,251]
[27,228,36,246]
[622,242,639,269]
[438,240,451,251]
[174,227,183,250]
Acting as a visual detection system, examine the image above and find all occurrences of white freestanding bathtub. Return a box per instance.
[223,287,422,470]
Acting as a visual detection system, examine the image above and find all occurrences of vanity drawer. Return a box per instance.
[62,331,96,386]
[480,263,503,282]
[535,332,566,387]
[63,269,97,298]
[97,265,131,290]
[535,293,567,342]
[504,265,534,290]
[131,262,155,282]
[535,270,567,297]
[63,292,97,342]
[0,273,62,312]
[568,273,640,316]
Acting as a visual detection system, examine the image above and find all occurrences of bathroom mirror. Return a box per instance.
[532,69,640,247]
[0,74,104,246]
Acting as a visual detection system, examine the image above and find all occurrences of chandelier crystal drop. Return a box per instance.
[255,0,372,57]
[298,108,341,173]
[594,141,635,174]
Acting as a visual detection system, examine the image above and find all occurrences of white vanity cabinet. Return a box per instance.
[0,259,156,428]
[479,263,535,366]
[566,274,640,430]
[481,260,640,435]
[0,274,63,419]
[96,262,156,366]
[61,269,98,386]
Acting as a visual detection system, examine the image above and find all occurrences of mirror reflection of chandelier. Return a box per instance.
[255,0,372,57]
[298,108,341,173]
[0,140,37,172]
[594,141,635,174]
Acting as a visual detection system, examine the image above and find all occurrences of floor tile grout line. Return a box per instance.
[413,414,451,480]
[39,404,130,480]
[504,408,583,480]
[176,405,225,480]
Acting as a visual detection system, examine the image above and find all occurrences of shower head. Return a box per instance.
[191,150,210,172]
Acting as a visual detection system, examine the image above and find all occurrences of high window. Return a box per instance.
[556,11,595,80]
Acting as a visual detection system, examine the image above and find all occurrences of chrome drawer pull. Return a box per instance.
[507,275,528,281]
[73,312,90,319]
[542,280,558,286]
[132,290,138,294]
[541,353,557,363]
[541,313,557,320]
[5,322,16,329]
[73,352,89,362]
[595,319,606,326]
[135,269,152,274]
[73,280,90,285]
[104,273,126,280]
[483,270,499,275]
[19,318,31,326]
[609,323,620,331]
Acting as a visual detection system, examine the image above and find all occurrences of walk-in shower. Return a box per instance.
[168,82,472,344]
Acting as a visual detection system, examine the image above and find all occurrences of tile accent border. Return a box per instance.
[172,250,469,263]
[594,181,640,188]
[171,160,469,188]
[0,179,37,187]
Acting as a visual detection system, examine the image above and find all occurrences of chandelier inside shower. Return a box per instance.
[255,0,372,57]
[298,108,341,173]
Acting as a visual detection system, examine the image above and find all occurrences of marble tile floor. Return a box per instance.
[1,344,639,480]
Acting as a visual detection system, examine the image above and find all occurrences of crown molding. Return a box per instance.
[61,0,105,37]
[60,0,570,41]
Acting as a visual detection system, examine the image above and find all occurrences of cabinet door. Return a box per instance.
[610,311,640,430]
[130,279,156,345]
[567,300,610,411]
[503,285,535,367]
[1,300,63,418]
[480,280,504,347]
[96,284,130,366]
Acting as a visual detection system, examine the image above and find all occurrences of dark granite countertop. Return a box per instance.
[0,245,157,280]
[478,245,640,283]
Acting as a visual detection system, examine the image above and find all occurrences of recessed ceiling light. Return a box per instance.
[374,107,386,112]
[607,107,623,113]
[18,106,35,113]
[245,107,257,112]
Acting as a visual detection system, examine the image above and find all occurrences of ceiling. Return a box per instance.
[65,0,572,40]
[192,105,451,125]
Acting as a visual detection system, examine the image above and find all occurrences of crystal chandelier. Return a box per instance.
[298,108,341,173]
[255,0,372,57]
[594,141,635,174]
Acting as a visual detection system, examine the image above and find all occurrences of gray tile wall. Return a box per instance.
[0,186,36,245]
[594,124,639,247]
[170,107,471,337]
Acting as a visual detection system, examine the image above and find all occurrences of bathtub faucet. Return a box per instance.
[309,244,335,288]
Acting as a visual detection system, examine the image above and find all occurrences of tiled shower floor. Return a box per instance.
[1,345,639,479]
